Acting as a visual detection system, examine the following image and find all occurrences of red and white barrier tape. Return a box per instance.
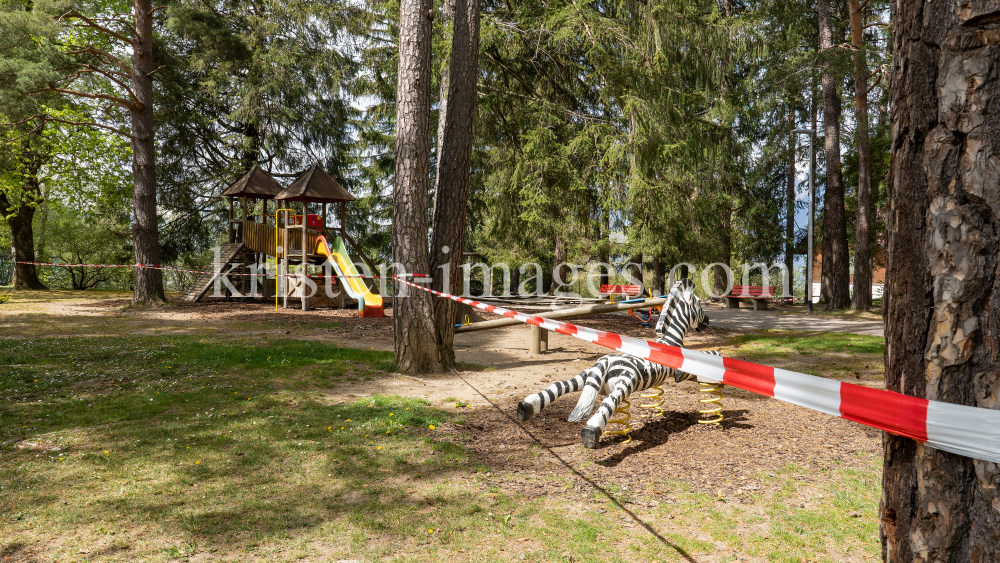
[397,278,1000,465]
[13,261,412,280]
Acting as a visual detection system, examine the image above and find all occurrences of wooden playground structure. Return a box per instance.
[182,165,383,316]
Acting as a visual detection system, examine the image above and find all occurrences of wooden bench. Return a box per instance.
[725,285,776,311]
[599,284,642,301]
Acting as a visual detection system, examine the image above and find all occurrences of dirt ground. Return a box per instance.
[5,293,883,504]
[2,291,887,562]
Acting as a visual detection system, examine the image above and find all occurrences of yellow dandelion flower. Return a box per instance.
[429,425,435,430]
[104,450,109,454]
[377,446,382,450]
[195,461,200,465]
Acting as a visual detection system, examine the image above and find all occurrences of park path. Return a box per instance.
[701,304,884,337]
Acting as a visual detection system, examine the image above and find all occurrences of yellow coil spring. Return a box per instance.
[698,382,724,427]
[605,399,632,443]
[640,386,665,417]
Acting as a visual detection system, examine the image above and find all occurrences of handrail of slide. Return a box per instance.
[313,235,384,317]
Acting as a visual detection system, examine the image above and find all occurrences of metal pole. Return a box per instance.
[807,133,815,315]
[793,128,816,315]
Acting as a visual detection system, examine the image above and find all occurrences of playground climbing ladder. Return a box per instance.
[181,242,245,302]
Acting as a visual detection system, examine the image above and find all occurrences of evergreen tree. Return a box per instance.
[393,0,440,373]
[882,0,1000,557]
[430,0,479,368]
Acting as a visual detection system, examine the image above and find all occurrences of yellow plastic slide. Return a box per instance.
[314,235,384,317]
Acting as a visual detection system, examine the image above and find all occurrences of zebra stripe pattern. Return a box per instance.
[517,279,720,448]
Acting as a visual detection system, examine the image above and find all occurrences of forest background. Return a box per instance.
[0,0,889,309]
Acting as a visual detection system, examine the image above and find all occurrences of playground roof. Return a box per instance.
[220,165,284,199]
[275,165,355,203]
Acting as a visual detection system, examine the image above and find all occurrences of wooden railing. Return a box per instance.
[243,220,321,258]
[244,221,277,255]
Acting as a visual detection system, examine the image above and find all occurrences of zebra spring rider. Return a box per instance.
[516,279,722,448]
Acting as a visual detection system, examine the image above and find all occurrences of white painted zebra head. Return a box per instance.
[654,279,709,344]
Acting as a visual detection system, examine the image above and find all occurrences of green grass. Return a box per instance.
[726,330,884,356]
[1,327,883,561]
[774,302,883,319]
[698,461,881,562]
[1,334,735,562]
[717,330,885,383]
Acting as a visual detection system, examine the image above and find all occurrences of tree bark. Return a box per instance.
[0,137,48,291]
[430,0,479,369]
[817,0,850,309]
[651,254,663,296]
[552,235,567,293]
[130,0,165,304]
[600,212,610,287]
[434,0,455,153]
[393,0,441,373]
[629,252,643,289]
[786,102,797,298]
[713,200,732,297]
[0,192,47,291]
[881,0,1000,560]
[848,0,872,310]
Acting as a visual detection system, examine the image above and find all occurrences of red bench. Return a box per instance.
[725,285,776,311]
[599,284,642,301]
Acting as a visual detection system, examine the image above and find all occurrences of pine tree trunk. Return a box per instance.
[714,201,732,297]
[651,255,663,296]
[629,253,643,288]
[786,103,797,298]
[0,192,46,291]
[130,0,165,304]
[881,0,1000,560]
[552,236,567,293]
[434,0,455,152]
[848,0,872,311]
[599,212,610,287]
[817,0,850,310]
[393,0,441,374]
[430,0,479,369]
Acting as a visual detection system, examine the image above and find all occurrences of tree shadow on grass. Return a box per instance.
[0,542,39,563]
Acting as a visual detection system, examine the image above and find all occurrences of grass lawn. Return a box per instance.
[2,310,882,561]
[772,303,883,321]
